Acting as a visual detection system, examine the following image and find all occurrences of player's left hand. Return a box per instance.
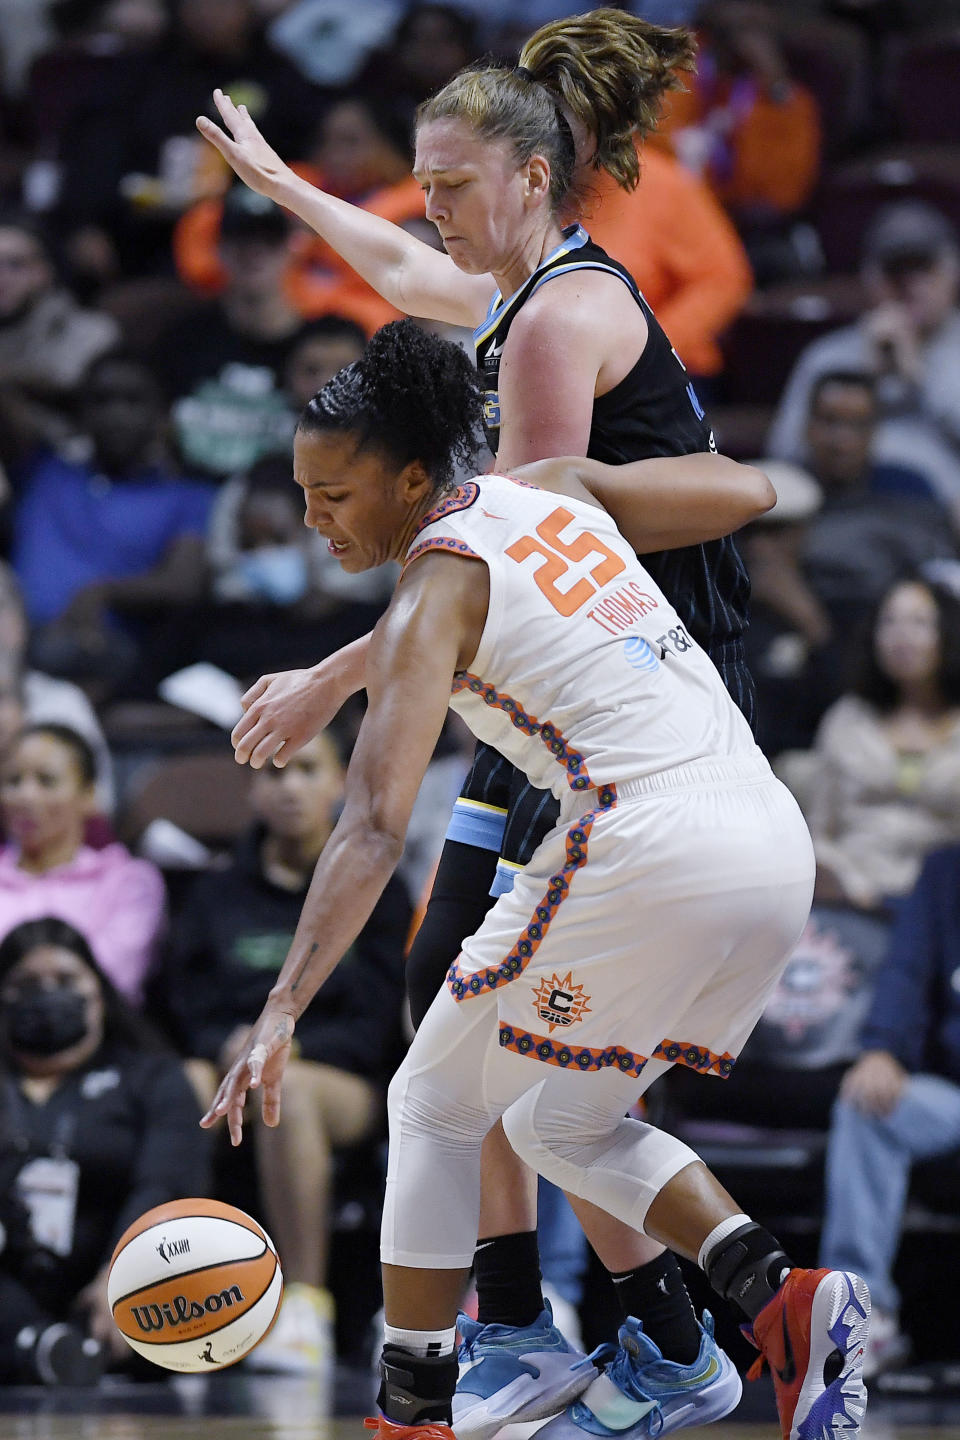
[200,1005,296,1144]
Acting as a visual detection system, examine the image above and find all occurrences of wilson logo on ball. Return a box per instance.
[108,1199,283,1372]
[130,1285,245,1332]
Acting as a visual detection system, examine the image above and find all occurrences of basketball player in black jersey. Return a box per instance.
[200,12,790,1437]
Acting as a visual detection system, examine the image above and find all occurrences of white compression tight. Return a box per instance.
[381,984,698,1269]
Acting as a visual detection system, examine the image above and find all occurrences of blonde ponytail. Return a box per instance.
[520,8,696,191]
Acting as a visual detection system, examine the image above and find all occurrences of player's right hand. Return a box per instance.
[196,89,292,202]
[231,665,341,769]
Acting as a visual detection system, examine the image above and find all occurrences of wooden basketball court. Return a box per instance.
[4,1370,960,1440]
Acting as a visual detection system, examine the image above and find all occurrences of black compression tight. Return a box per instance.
[406,838,498,1028]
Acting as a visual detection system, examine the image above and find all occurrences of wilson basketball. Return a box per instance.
[108,1198,283,1372]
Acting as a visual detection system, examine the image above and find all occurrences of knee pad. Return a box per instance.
[388,1055,492,1155]
[502,1084,699,1231]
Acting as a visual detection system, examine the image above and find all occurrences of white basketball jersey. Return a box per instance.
[405,474,762,800]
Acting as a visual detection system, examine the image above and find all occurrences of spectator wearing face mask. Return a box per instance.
[200,444,395,677]
[0,916,210,1385]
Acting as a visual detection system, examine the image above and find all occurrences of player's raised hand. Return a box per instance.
[196,89,292,202]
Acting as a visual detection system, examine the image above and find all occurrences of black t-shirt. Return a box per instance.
[164,831,410,1081]
[151,304,307,479]
[0,1042,210,1307]
[476,224,752,672]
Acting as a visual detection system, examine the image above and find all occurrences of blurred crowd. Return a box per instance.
[1,0,960,1395]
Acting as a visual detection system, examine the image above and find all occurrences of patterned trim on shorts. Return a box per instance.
[653,1038,736,1078]
[498,1024,648,1078]
[446,785,617,1003]
[451,673,607,794]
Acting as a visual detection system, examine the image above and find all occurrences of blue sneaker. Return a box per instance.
[536,1313,742,1440]
[453,1302,597,1440]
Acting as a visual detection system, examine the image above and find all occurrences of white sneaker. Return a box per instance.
[245,1283,335,1375]
[862,1308,910,1380]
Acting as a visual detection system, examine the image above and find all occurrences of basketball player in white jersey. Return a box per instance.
[202,322,870,1440]
[199,24,771,1424]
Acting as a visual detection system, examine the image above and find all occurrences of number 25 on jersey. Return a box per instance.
[505,507,626,617]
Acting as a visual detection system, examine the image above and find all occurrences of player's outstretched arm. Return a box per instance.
[205,552,486,1141]
[232,633,372,769]
[196,90,491,328]
[515,452,775,552]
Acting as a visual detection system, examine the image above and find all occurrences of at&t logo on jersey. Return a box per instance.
[622,636,660,673]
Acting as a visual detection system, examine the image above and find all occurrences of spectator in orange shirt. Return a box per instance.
[578,142,752,380]
[172,93,425,334]
[657,1,821,282]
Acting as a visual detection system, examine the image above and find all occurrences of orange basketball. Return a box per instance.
[107,1198,283,1372]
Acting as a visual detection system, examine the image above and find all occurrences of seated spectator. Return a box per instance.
[0,725,165,1004]
[0,214,119,456]
[353,4,479,125]
[24,0,171,291]
[201,446,394,677]
[768,202,960,505]
[655,1,821,282]
[819,844,960,1377]
[738,460,834,755]
[153,185,310,479]
[42,0,322,277]
[173,94,425,336]
[799,369,956,675]
[0,562,114,814]
[162,729,409,1373]
[8,349,214,699]
[798,576,960,912]
[670,900,892,1135]
[0,915,210,1385]
[283,315,367,410]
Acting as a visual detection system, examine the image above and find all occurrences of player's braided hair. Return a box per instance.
[520,8,696,193]
[299,319,483,492]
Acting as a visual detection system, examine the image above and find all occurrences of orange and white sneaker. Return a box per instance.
[745,1269,870,1440]
[364,1417,457,1440]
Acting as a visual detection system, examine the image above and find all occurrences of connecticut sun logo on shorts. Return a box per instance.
[531,973,592,1033]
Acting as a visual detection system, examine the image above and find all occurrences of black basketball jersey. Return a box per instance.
[474,224,752,661]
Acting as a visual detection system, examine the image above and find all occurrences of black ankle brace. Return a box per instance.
[378,1345,459,1425]
[704,1222,793,1322]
